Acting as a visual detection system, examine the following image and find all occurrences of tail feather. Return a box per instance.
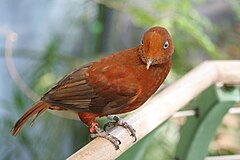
[11,100,49,136]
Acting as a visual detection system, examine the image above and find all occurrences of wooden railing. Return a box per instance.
[67,60,240,160]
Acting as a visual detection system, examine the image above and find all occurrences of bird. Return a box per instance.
[11,26,174,149]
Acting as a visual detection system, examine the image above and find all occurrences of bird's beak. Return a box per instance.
[146,59,154,70]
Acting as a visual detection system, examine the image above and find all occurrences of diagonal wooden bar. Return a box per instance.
[67,60,240,160]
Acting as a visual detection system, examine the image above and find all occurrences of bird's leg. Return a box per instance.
[104,115,137,142]
[89,122,121,150]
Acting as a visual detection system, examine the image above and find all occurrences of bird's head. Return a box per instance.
[138,26,174,69]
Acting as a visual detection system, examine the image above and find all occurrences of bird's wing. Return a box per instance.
[42,63,139,114]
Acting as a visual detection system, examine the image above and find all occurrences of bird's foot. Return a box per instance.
[89,122,121,150]
[104,115,137,142]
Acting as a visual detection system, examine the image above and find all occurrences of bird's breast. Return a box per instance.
[121,60,172,113]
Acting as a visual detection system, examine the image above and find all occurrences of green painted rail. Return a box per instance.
[175,85,240,160]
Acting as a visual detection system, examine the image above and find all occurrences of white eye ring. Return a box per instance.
[163,41,169,49]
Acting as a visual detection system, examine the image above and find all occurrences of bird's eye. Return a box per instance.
[163,41,169,49]
[141,40,143,44]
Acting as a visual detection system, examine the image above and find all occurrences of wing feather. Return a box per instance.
[42,63,139,114]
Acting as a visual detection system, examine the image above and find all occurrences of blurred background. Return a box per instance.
[0,0,239,159]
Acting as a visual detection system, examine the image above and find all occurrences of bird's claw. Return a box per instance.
[121,121,137,142]
[104,115,137,142]
[89,124,121,150]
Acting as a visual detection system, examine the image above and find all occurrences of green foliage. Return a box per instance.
[229,1,240,20]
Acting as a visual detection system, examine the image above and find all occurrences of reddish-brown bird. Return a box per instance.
[11,26,174,146]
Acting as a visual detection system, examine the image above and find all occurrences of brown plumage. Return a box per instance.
[11,26,174,136]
